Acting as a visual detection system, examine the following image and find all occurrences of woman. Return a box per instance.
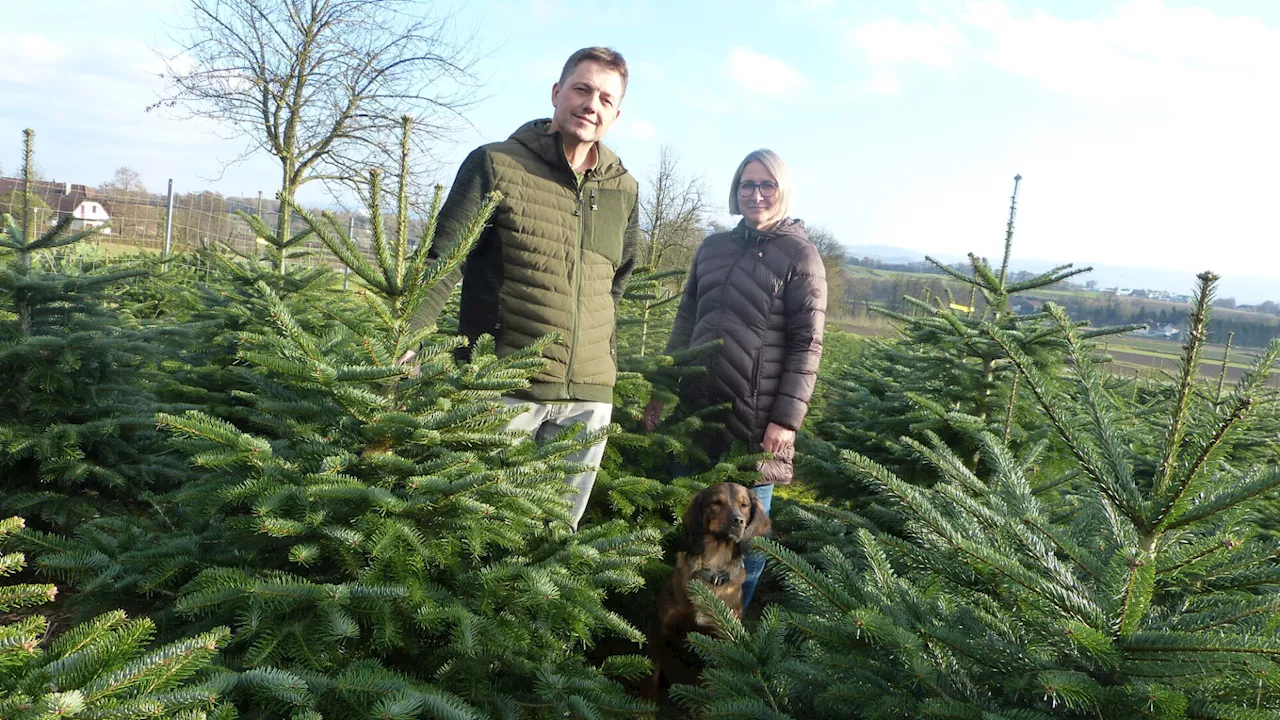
[643,149,826,609]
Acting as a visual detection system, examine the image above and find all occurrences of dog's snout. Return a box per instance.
[730,513,746,527]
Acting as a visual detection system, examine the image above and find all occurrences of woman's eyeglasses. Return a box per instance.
[737,181,778,198]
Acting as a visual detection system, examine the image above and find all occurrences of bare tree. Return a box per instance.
[171,191,235,250]
[96,166,161,240]
[153,0,478,240]
[640,145,708,272]
[707,219,734,236]
[806,225,845,265]
[808,225,850,317]
[101,167,147,194]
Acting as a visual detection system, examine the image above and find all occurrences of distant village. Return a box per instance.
[1093,285,1280,315]
[1102,287,1194,304]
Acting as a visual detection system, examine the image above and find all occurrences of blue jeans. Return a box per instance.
[740,483,773,610]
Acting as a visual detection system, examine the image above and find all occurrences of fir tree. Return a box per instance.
[0,129,183,529]
[676,273,1280,718]
[806,176,1140,510]
[1,516,232,719]
[22,119,662,718]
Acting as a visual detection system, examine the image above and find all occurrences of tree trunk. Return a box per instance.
[276,166,295,274]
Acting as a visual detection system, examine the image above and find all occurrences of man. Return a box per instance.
[406,47,639,530]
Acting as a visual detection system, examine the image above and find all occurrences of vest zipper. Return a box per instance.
[565,179,587,397]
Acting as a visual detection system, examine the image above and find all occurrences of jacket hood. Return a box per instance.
[509,119,628,180]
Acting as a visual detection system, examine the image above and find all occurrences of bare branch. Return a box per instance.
[155,0,480,240]
[640,145,709,272]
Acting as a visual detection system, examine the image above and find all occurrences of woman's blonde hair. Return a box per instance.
[728,149,792,227]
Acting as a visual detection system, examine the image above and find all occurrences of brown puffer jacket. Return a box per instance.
[664,218,827,484]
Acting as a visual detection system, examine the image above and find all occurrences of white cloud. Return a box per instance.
[962,0,1280,109]
[827,1,1280,277]
[844,1,1280,107]
[721,48,810,98]
[844,18,967,94]
[849,19,967,69]
[0,33,218,144]
[0,27,267,197]
[0,33,70,85]
[960,2,1280,275]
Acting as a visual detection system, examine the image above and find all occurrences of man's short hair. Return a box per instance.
[559,47,629,95]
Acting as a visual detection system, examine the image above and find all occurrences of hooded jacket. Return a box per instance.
[665,219,827,484]
[411,120,640,403]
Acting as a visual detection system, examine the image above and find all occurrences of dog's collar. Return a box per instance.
[695,568,731,586]
[693,555,744,587]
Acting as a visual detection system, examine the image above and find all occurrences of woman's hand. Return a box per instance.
[761,422,795,454]
[642,398,664,432]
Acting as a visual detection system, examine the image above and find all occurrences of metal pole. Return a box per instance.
[344,215,355,289]
[163,179,175,256]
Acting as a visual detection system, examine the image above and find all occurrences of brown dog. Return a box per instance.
[645,482,772,698]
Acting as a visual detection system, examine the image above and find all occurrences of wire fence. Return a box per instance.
[109,184,373,268]
[8,180,394,271]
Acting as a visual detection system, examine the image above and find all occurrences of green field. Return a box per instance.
[834,311,1277,386]
[1105,335,1261,369]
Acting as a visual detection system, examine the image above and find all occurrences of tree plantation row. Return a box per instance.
[4,125,1280,720]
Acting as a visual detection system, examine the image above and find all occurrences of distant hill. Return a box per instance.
[1015,257,1277,307]
[844,244,937,265]
[840,244,1278,306]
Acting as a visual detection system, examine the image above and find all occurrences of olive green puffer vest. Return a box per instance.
[413,119,639,403]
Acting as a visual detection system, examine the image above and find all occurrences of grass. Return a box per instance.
[831,315,896,339]
[831,311,1277,386]
[1105,335,1263,370]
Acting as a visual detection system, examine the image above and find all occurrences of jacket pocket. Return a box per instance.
[584,187,627,265]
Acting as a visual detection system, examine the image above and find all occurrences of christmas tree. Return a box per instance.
[805,176,1139,520]
[0,129,187,530]
[1,515,232,719]
[20,120,663,718]
[675,272,1280,718]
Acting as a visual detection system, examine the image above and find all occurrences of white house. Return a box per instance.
[0,178,113,234]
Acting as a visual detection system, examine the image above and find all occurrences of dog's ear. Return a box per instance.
[683,489,707,556]
[735,489,772,557]
[746,491,772,539]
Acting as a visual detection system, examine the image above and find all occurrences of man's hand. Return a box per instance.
[398,349,420,378]
[761,423,795,454]
[642,398,664,432]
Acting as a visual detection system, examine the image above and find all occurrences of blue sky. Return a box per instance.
[3,0,1279,300]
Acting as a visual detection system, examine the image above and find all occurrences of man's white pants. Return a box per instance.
[502,397,612,530]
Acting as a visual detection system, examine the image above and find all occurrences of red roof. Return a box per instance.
[0,177,93,215]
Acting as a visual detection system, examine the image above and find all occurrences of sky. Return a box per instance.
[2,0,1279,301]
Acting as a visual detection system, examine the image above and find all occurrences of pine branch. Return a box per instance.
[1152,272,1218,509]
